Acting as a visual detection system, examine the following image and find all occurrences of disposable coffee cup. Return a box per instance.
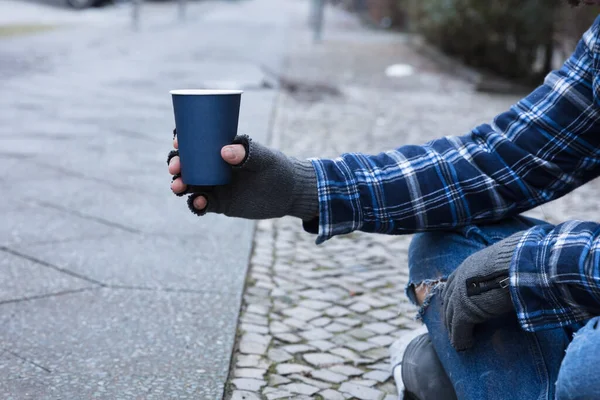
[170,89,243,186]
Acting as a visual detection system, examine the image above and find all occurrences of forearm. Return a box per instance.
[306,25,600,244]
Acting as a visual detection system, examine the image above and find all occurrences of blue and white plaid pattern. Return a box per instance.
[306,17,600,332]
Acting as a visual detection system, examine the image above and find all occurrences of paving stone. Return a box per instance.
[299,299,331,310]
[337,317,362,327]
[330,365,364,377]
[270,321,291,334]
[231,390,262,400]
[368,335,396,347]
[325,322,350,333]
[268,348,294,363]
[320,389,346,400]
[299,289,342,301]
[276,363,314,375]
[241,313,269,326]
[348,329,377,340]
[242,333,272,345]
[364,323,396,335]
[325,306,351,317]
[283,318,308,329]
[363,347,390,362]
[367,362,391,371]
[239,340,269,355]
[265,390,295,400]
[289,374,332,389]
[379,382,399,395]
[281,344,315,354]
[363,279,389,289]
[269,374,291,386]
[234,368,267,380]
[237,354,270,369]
[349,302,372,313]
[311,317,332,327]
[273,332,302,343]
[311,369,347,383]
[368,309,398,320]
[338,382,385,400]
[309,340,336,351]
[329,347,361,362]
[356,296,388,307]
[346,340,378,352]
[300,328,334,341]
[303,353,346,367]
[283,306,322,321]
[331,333,355,346]
[241,323,270,334]
[383,395,397,400]
[363,369,391,382]
[350,379,378,387]
[278,383,320,396]
[232,378,266,391]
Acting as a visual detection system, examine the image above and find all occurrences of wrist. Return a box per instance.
[290,159,319,221]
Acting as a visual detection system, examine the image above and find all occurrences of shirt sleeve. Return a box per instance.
[509,220,600,332]
[306,17,600,245]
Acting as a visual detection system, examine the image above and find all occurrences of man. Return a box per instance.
[167,3,600,399]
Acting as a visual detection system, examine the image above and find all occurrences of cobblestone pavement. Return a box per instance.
[227,4,600,400]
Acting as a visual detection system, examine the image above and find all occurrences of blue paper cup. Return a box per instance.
[171,89,243,186]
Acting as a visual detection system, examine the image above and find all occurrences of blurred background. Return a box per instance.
[1,0,599,399]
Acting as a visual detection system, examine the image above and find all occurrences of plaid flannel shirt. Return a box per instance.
[304,17,600,332]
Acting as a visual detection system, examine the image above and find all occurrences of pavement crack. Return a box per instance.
[3,349,52,373]
[106,285,221,294]
[0,287,98,307]
[0,246,106,287]
[32,200,144,235]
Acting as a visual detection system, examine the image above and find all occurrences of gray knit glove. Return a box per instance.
[168,135,318,221]
[442,232,523,351]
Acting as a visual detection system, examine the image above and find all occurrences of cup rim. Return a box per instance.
[170,89,244,95]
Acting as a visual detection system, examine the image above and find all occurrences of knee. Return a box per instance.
[408,231,466,283]
[555,318,600,400]
[407,232,455,306]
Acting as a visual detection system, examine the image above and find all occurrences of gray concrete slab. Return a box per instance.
[0,251,94,303]
[0,288,239,399]
[13,232,252,291]
[0,204,116,246]
[0,0,295,397]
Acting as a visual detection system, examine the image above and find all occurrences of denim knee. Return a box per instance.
[405,231,472,307]
[555,317,600,400]
[407,230,485,287]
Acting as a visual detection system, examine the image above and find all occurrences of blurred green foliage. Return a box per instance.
[407,0,599,84]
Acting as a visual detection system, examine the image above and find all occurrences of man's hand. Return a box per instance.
[442,233,523,351]
[167,132,319,220]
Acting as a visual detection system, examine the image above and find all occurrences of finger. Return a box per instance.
[174,136,178,149]
[221,144,246,166]
[193,195,207,210]
[168,156,181,175]
[171,177,187,194]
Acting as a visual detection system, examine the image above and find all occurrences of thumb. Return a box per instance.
[221,144,246,166]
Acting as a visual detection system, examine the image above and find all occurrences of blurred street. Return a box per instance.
[3,0,600,399]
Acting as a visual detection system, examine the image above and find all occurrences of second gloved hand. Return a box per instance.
[442,232,524,351]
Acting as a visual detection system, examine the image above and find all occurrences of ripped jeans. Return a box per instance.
[406,215,600,400]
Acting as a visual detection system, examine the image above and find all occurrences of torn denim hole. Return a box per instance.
[406,280,446,321]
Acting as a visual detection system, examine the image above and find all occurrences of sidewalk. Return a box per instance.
[0,0,291,398]
[226,3,596,400]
